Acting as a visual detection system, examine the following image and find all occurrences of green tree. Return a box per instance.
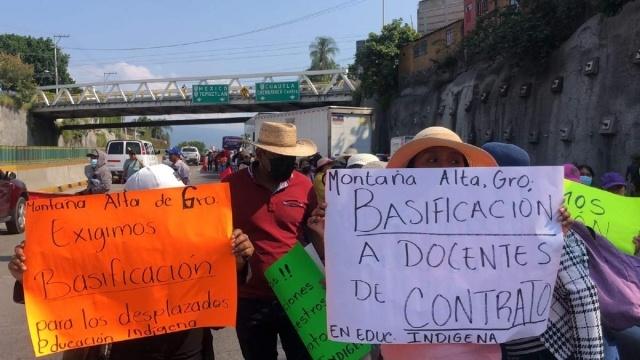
[308,36,339,71]
[0,53,36,105]
[0,34,74,86]
[349,19,418,107]
[177,141,206,154]
[461,0,605,66]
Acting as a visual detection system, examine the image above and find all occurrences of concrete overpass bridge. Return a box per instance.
[31,69,356,119]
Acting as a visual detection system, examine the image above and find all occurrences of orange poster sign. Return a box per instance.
[23,184,237,357]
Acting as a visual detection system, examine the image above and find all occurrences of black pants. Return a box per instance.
[236,298,310,360]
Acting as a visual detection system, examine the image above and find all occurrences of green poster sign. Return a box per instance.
[564,179,640,254]
[255,81,300,102]
[191,84,229,104]
[265,244,371,360]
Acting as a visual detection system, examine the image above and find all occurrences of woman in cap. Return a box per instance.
[600,172,627,196]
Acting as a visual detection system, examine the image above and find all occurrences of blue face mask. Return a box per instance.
[90,159,98,167]
[580,175,592,186]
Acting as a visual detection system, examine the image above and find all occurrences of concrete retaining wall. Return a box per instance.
[3,162,88,192]
[0,106,28,146]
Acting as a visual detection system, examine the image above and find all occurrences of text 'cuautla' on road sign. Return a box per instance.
[192,85,229,104]
[256,81,300,102]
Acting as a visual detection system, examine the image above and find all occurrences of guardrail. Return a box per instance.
[0,146,95,164]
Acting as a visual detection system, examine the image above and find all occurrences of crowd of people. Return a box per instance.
[7,121,640,360]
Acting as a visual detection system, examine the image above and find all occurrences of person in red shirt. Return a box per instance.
[223,122,320,360]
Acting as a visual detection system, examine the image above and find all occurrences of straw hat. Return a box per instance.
[253,122,317,157]
[387,126,497,168]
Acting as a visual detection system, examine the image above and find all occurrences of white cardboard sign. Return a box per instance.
[325,167,564,345]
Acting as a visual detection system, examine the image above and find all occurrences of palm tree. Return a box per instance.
[308,37,339,78]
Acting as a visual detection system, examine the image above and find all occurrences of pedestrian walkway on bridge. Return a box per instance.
[31,69,357,119]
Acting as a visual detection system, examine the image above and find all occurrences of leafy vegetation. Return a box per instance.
[308,36,339,81]
[461,0,632,66]
[96,132,108,148]
[0,53,36,106]
[349,19,418,107]
[0,34,73,86]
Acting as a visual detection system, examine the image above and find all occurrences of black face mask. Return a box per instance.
[269,156,296,182]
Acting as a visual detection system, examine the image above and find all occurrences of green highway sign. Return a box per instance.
[191,84,229,104]
[256,81,300,102]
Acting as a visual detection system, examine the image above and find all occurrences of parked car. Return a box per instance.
[105,140,159,179]
[181,146,201,165]
[0,169,28,234]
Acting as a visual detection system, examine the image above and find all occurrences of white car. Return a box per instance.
[105,140,159,178]
[181,146,201,165]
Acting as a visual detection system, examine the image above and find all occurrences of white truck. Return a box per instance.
[180,146,201,165]
[245,106,373,157]
[105,140,159,179]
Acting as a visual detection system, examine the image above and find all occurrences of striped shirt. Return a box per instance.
[503,230,604,360]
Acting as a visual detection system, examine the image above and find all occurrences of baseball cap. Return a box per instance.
[167,146,182,156]
[600,172,626,190]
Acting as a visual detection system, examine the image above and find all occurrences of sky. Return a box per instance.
[0,0,418,148]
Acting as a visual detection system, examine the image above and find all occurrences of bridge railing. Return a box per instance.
[34,69,356,107]
[0,145,95,164]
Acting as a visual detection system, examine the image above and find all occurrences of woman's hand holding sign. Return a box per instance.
[8,241,26,283]
[559,206,573,235]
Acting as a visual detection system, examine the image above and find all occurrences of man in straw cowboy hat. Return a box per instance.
[223,122,320,360]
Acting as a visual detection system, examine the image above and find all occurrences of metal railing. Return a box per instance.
[0,146,95,164]
[34,69,356,107]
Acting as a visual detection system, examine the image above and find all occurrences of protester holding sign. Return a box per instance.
[310,133,595,360]
[9,164,254,360]
[223,122,320,360]
[376,128,501,360]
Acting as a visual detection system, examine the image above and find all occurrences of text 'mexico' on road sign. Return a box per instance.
[192,84,229,104]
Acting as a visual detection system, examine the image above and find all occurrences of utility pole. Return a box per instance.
[382,0,385,28]
[53,34,70,95]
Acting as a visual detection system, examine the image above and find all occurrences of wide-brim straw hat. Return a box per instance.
[388,126,497,168]
[253,122,317,157]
